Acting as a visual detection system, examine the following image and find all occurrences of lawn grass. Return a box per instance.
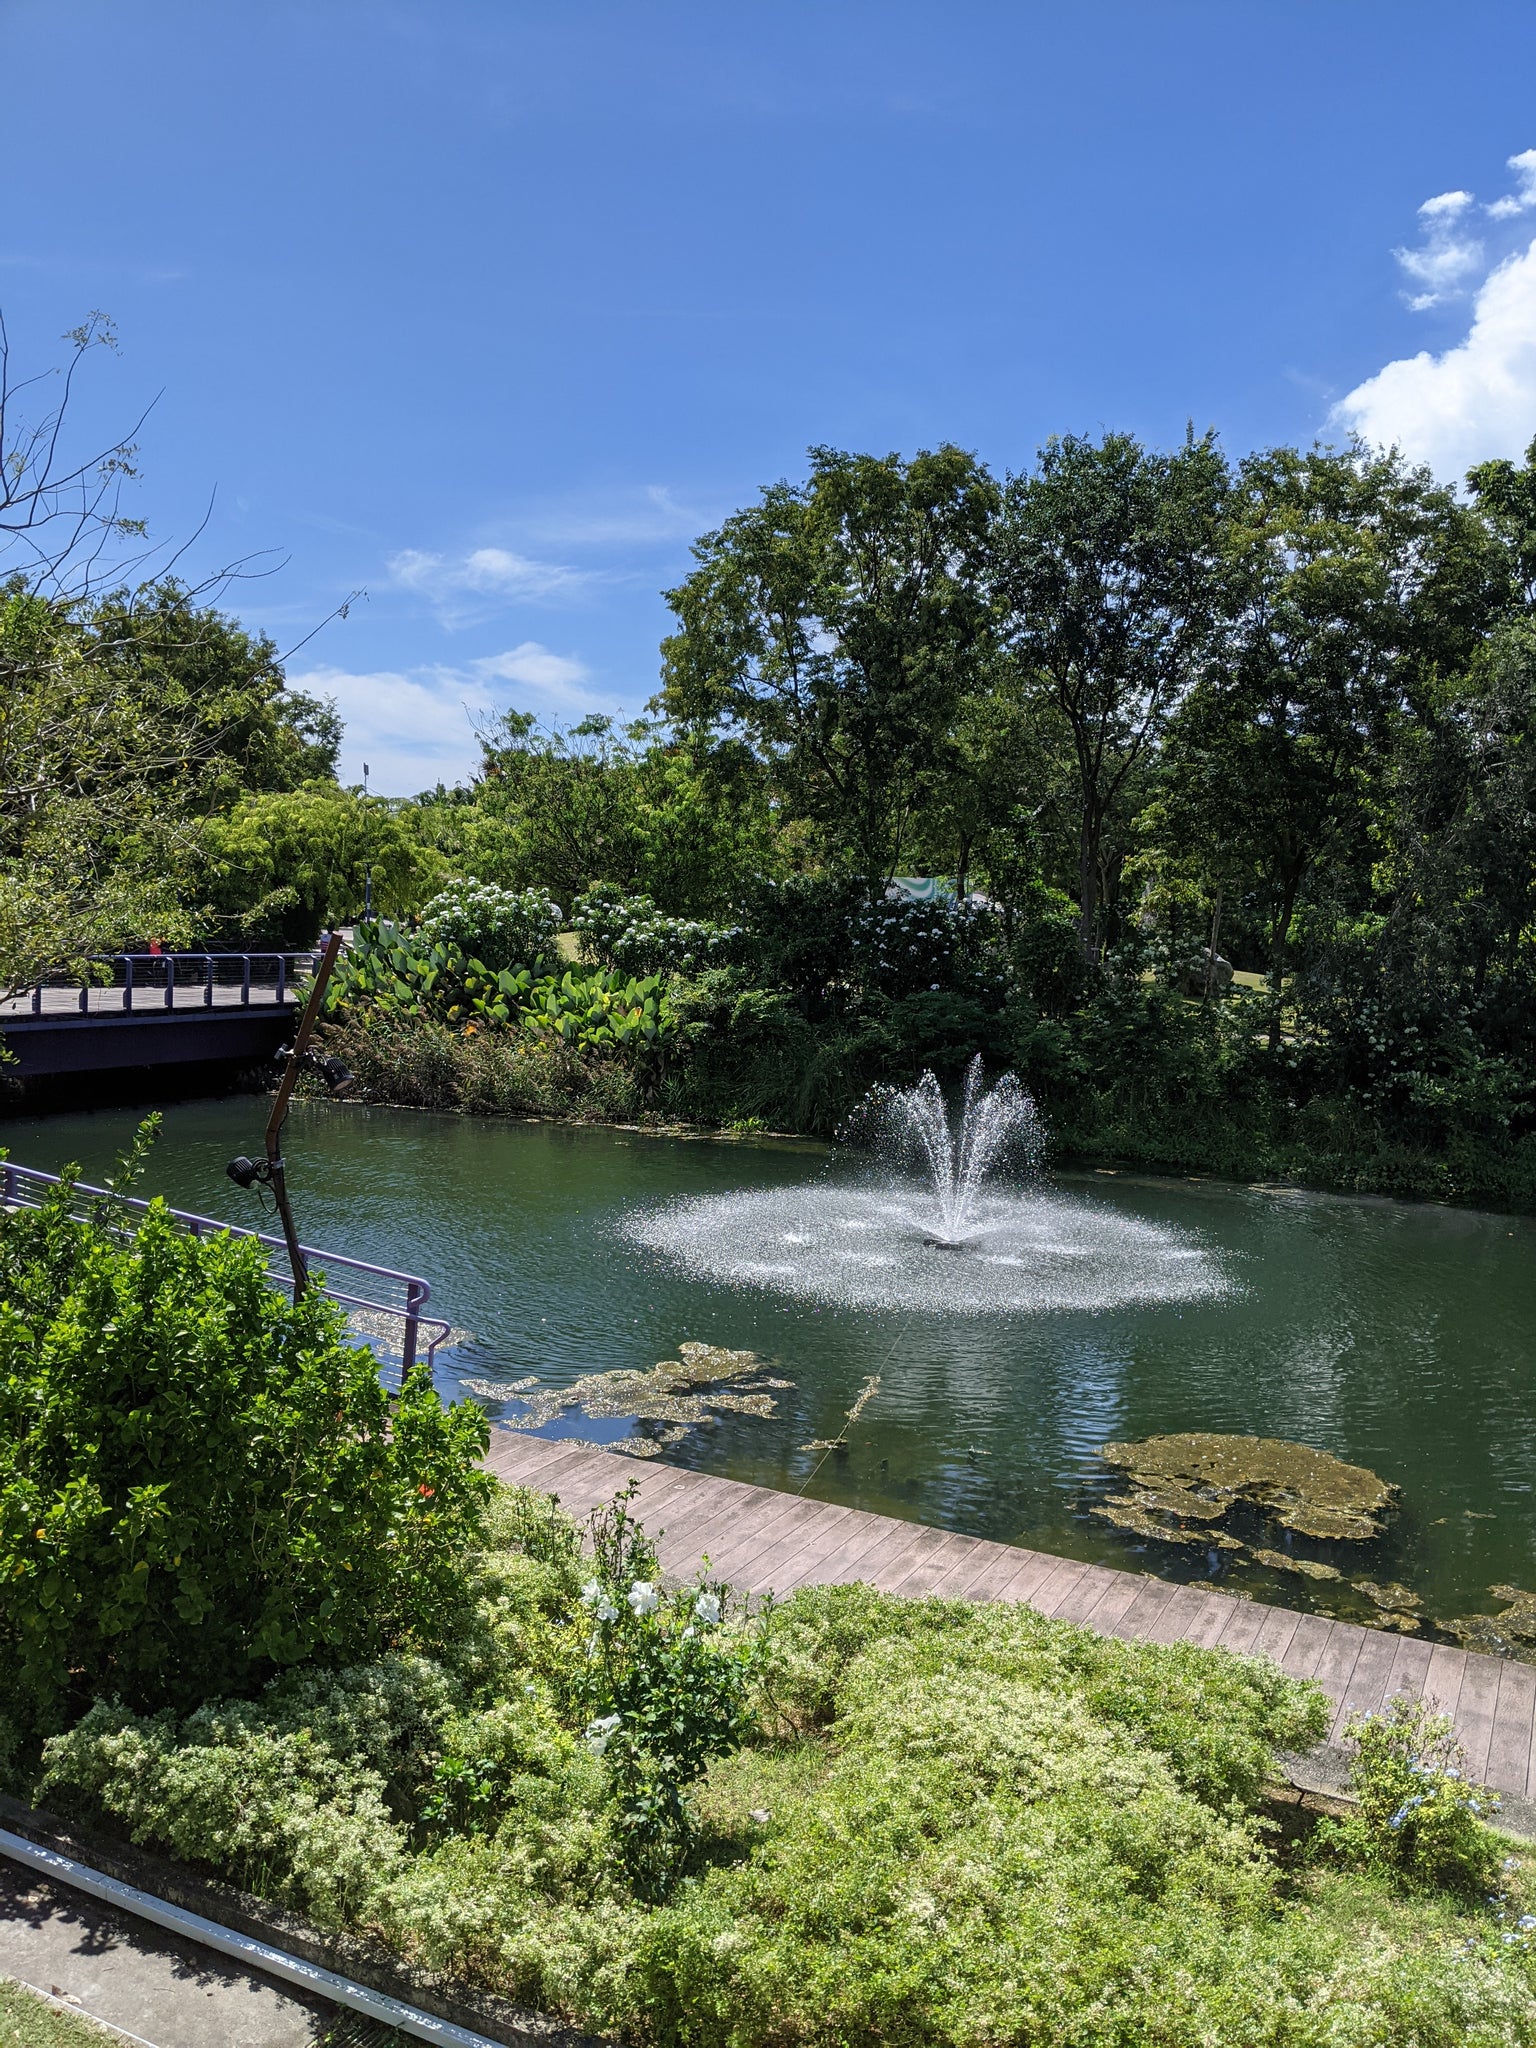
[0,1975,119,2047]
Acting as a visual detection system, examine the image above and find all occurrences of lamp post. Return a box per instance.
[362,761,373,922]
[226,930,351,1300]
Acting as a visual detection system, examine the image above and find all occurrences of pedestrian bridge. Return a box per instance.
[0,951,318,1078]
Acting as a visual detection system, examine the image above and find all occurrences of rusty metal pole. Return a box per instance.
[264,931,344,1301]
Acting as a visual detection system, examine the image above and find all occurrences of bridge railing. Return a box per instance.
[0,1161,449,1383]
[18,950,322,1017]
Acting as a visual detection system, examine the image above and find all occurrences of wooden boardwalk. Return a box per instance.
[486,1431,1536,1802]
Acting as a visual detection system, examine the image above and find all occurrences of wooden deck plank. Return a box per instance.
[1169,1586,1243,1650]
[629,1471,785,1564]
[676,1490,833,1583]
[735,1504,870,1594]
[1452,1653,1502,1784]
[1250,1603,1303,1668]
[1214,1600,1269,1658]
[1026,1557,1097,1619]
[1384,1634,1434,1707]
[1073,1570,1152,1635]
[1308,1623,1367,1718]
[1329,1626,1404,1741]
[885,1530,994,1598]
[1278,1610,1335,1683]
[1422,1642,1468,1721]
[1052,1563,1139,1629]
[1142,1581,1226,1646]
[782,1507,923,1592]
[935,1540,1039,1604]
[988,1547,1080,1610]
[1486,1660,1536,1797]
[864,1523,963,1595]
[1105,1576,1181,1641]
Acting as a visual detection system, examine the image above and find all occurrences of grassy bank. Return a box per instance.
[26,1483,1536,2047]
[317,1006,1536,1213]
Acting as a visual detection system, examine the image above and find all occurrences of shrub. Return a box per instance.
[572,884,736,977]
[573,1487,766,1896]
[0,1158,492,1735]
[418,880,563,974]
[1324,1695,1506,1893]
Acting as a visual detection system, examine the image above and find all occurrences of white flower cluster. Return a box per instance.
[419,880,563,971]
[850,897,1003,997]
[572,885,738,977]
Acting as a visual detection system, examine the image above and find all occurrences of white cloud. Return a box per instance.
[1332,236,1536,480]
[471,642,594,702]
[1394,190,1481,311]
[1488,148,1536,219]
[292,643,617,795]
[386,545,594,624]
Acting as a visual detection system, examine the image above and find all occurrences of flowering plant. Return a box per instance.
[1326,1695,1504,1893]
[573,1485,766,1894]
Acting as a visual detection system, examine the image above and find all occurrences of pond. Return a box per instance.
[8,1094,1536,1638]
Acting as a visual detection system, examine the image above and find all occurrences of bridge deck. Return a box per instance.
[485,1431,1536,1801]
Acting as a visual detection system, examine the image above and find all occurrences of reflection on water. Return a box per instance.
[8,1095,1536,1622]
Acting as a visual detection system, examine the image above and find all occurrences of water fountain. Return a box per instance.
[623,1058,1230,1314]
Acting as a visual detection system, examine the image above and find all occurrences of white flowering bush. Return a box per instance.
[850,896,1006,1000]
[574,1485,765,1896]
[572,884,737,977]
[418,881,563,974]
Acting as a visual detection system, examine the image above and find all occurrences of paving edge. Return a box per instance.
[1274,1745,1536,1843]
[0,1796,600,2048]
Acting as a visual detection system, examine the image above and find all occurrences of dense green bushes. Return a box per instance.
[30,1490,1536,2046]
[0,1151,491,1742]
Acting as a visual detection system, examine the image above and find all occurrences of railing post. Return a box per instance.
[30,979,40,1015]
[123,955,135,1012]
[163,951,175,1010]
[241,954,251,1006]
[203,954,214,1008]
[402,1280,428,1378]
[78,964,89,1014]
[276,954,287,1005]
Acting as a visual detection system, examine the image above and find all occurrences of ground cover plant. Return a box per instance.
[16,1453,1536,2046]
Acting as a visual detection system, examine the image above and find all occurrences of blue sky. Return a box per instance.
[7,1,1536,792]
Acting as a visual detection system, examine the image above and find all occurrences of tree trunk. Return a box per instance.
[1203,885,1224,1003]
[1077,811,1100,961]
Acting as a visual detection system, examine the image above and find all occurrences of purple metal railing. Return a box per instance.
[22,950,319,1016]
[0,1161,448,1381]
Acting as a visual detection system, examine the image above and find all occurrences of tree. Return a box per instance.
[992,431,1230,958]
[1159,445,1497,1002]
[0,314,347,991]
[456,710,777,915]
[660,444,998,889]
[196,784,434,948]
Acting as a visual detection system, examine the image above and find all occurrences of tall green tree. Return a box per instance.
[992,432,1230,957]
[451,711,777,915]
[1160,445,1498,999]
[660,444,998,889]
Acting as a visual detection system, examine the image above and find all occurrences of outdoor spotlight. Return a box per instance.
[226,1154,264,1189]
[314,1053,354,1095]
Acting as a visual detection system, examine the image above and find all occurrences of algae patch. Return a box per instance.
[469,1341,793,1455]
[1442,1585,1536,1664]
[1092,1433,1398,1593]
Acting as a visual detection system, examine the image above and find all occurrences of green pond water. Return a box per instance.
[8,1095,1536,1637]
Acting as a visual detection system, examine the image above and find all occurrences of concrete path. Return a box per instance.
[0,1863,330,2048]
